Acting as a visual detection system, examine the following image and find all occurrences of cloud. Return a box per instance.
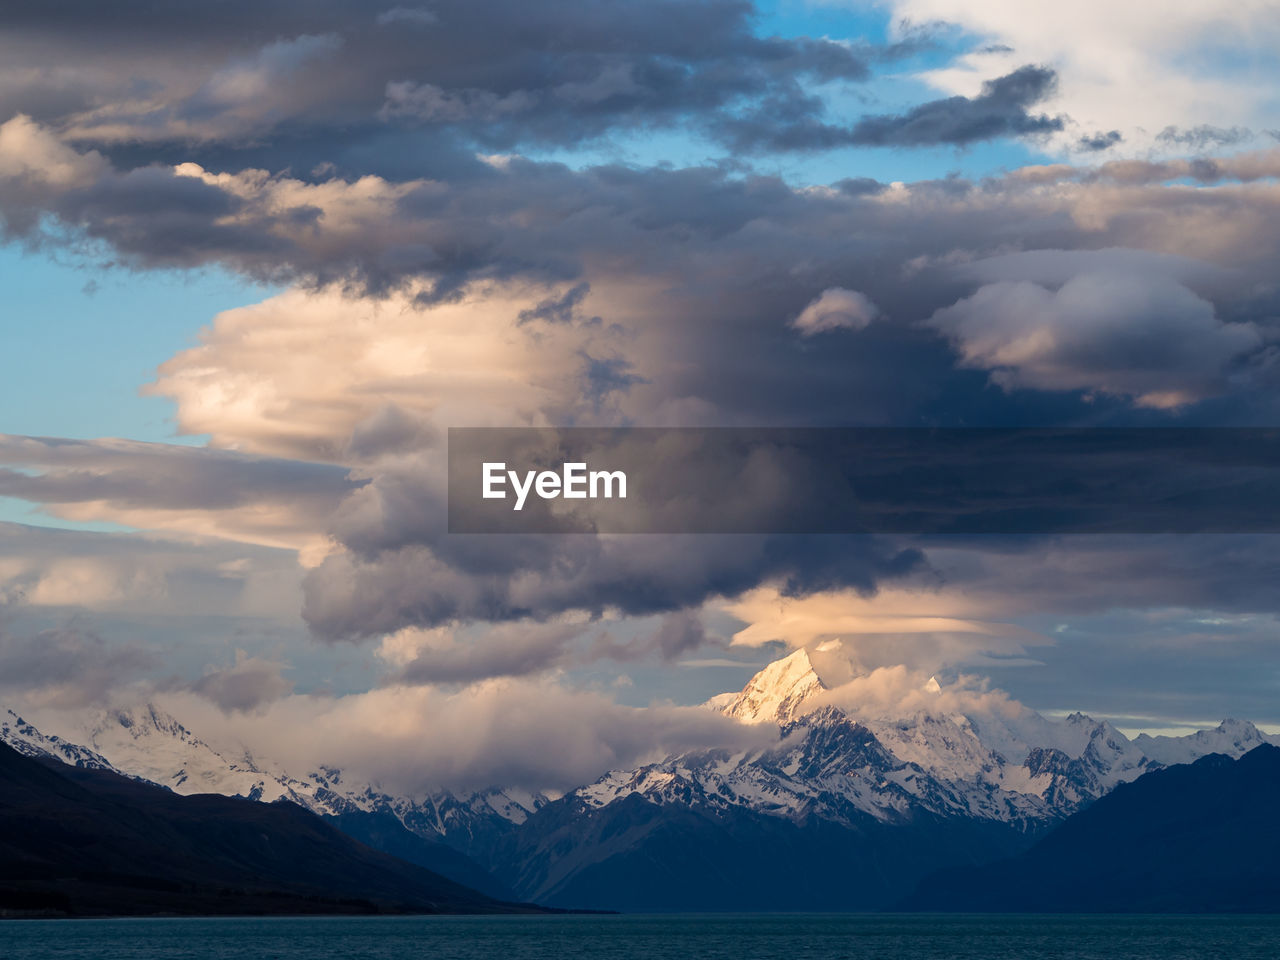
[724,586,1051,675]
[914,535,1280,621]
[516,281,595,326]
[890,0,1280,155]
[374,610,715,685]
[846,65,1063,147]
[380,82,536,125]
[1157,124,1254,150]
[151,677,773,794]
[4,119,1280,657]
[926,271,1260,408]
[384,622,591,685]
[0,521,304,622]
[300,534,926,641]
[148,284,626,460]
[790,287,879,336]
[0,623,155,709]
[190,650,293,713]
[1078,130,1122,152]
[714,64,1062,152]
[0,0,872,162]
[813,663,1037,733]
[0,434,358,560]
[376,7,438,27]
[195,34,343,112]
[43,157,1267,642]
[6,113,1280,314]
[4,0,1280,775]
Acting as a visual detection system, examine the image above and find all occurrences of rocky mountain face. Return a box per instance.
[4,644,1275,910]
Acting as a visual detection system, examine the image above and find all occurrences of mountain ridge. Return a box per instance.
[0,739,534,917]
[5,646,1276,910]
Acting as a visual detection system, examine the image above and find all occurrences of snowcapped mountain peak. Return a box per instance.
[1133,718,1277,766]
[719,647,827,724]
[1,708,121,773]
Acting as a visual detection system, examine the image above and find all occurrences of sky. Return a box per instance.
[2,0,1280,791]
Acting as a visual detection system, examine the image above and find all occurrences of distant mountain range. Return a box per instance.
[5,644,1276,911]
[0,704,537,898]
[0,739,536,917]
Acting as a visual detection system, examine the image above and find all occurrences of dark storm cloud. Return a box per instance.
[9,120,1280,319]
[1078,130,1122,151]
[0,0,874,170]
[714,65,1064,152]
[923,534,1280,619]
[301,523,926,641]
[517,282,596,326]
[846,65,1063,146]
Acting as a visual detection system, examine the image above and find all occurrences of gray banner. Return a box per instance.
[448,427,1280,534]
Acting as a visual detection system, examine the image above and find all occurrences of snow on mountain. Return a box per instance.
[1,708,122,774]
[0,701,546,861]
[2,647,1274,858]
[574,646,1273,829]
[1133,718,1279,766]
[72,704,298,802]
[716,647,827,724]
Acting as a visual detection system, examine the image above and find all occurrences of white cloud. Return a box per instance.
[149,284,622,460]
[724,585,1051,675]
[0,114,105,187]
[887,0,1280,155]
[147,677,770,795]
[790,287,879,336]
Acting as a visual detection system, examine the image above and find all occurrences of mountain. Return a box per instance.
[481,648,1276,908]
[322,809,515,900]
[1133,718,1274,765]
[5,646,1276,911]
[903,744,1280,913]
[1,705,527,896]
[716,647,828,723]
[0,740,530,917]
[2,709,121,774]
[557,651,1258,833]
[489,775,1031,911]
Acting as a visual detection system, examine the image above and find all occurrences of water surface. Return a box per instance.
[2,913,1276,959]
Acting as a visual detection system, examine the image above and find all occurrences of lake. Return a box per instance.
[2,913,1277,959]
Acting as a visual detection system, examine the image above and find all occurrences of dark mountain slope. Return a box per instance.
[0,741,534,917]
[494,791,1036,911]
[323,808,515,900]
[903,744,1280,913]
